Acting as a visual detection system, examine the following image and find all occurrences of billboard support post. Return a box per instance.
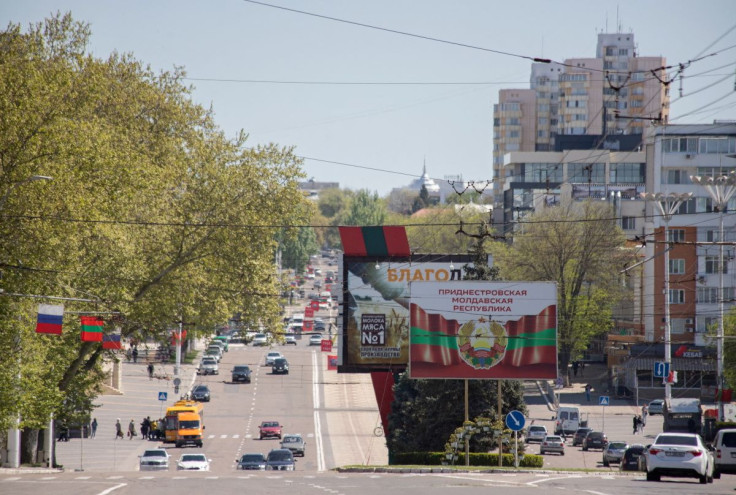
[464,379,469,466]
[498,379,503,467]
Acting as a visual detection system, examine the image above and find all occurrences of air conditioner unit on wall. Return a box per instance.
[685,318,694,325]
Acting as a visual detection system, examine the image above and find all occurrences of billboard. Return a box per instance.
[339,255,474,372]
[409,281,557,379]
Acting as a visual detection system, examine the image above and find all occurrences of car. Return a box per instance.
[572,427,593,446]
[309,334,323,346]
[711,427,736,478]
[582,431,608,451]
[645,432,714,483]
[139,448,170,471]
[314,321,327,332]
[266,448,296,470]
[540,435,565,455]
[280,434,306,456]
[190,384,211,402]
[210,338,228,352]
[284,335,297,345]
[602,441,628,466]
[236,453,267,470]
[176,453,210,471]
[205,346,223,362]
[620,444,647,471]
[231,365,251,383]
[251,333,268,346]
[265,351,283,365]
[198,357,219,375]
[648,399,665,415]
[259,421,282,440]
[272,357,289,375]
[525,425,548,443]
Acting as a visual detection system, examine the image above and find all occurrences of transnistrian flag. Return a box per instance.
[102,333,122,350]
[80,316,104,342]
[36,304,64,335]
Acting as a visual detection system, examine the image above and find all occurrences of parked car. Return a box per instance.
[198,357,219,375]
[540,435,565,455]
[272,357,289,375]
[236,453,267,470]
[251,333,268,346]
[284,335,297,345]
[582,431,608,451]
[602,441,628,466]
[309,334,324,346]
[190,384,211,402]
[259,421,283,440]
[648,399,665,415]
[231,365,251,383]
[265,351,283,365]
[280,434,306,456]
[711,427,736,478]
[525,425,548,443]
[266,448,296,470]
[645,432,714,483]
[620,444,647,471]
[572,427,593,447]
[139,448,170,471]
[176,453,210,471]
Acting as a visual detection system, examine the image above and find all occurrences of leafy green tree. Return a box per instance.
[339,189,387,226]
[498,201,634,383]
[723,309,736,393]
[278,226,319,273]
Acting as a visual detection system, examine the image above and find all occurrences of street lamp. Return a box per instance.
[641,192,693,403]
[690,171,736,421]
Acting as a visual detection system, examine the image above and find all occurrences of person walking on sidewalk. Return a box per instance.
[632,415,641,434]
[90,418,97,438]
[140,417,149,439]
[132,347,138,363]
[585,384,592,402]
[147,362,154,380]
[128,419,137,439]
[115,418,124,439]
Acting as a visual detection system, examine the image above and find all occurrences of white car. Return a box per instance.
[645,432,714,484]
[198,357,219,375]
[265,351,283,365]
[284,335,297,345]
[139,448,170,471]
[309,334,323,346]
[525,425,548,443]
[251,333,268,346]
[176,453,210,471]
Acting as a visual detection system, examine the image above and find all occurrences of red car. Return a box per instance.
[259,421,282,440]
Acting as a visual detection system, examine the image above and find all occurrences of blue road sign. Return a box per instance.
[599,395,610,406]
[654,361,670,378]
[505,410,526,431]
[158,392,167,401]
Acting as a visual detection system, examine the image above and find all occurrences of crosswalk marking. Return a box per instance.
[220,434,227,439]
[233,434,240,438]
[207,434,215,439]
[75,476,91,480]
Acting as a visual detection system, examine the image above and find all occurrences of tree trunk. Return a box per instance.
[20,428,39,465]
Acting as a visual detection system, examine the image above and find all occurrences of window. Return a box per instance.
[699,137,736,154]
[669,289,685,304]
[697,287,719,304]
[669,259,685,274]
[662,137,697,153]
[706,230,722,242]
[667,229,685,243]
[568,163,605,183]
[621,216,636,230]
[618,48,629,56]
[662,169,686,184]
[705,256,727,274]
[509,130,520,138]
[610,163,645,183]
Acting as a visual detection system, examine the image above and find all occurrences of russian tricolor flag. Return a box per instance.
[36,304,64,335]
[102,333,122,350]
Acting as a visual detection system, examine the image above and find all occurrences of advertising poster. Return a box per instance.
[341,256,473,371]
[409,281,557,379]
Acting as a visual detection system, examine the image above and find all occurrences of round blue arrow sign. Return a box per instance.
[505,410,525,431]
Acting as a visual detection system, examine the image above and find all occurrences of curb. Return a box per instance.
[0,468,64,474]
[335,466,641,476]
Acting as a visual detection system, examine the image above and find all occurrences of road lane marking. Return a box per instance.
[208,435,215,439]
[220,434,228,439]
[97,483,126,495]
[75,476,91,479]
[312,350,326,472]
[233,434,240,438]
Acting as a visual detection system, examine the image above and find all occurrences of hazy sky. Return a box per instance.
[3,1,735,194]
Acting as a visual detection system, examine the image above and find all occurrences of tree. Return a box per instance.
[278,226,319,274]
[498,201,634,384]
[386,188,417,215]
[403,208,487,254]
[411,185,430,214]
[339,189,387,226]
[724,309,736,393]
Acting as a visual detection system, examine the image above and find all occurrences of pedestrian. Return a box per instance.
[633,415,640,434]
[132,347,138,363]
[140,417,149,440]
[115,418,124,439]
[572,361,579,377]
[128,419,136,439]
[149,419,158,440]
[58,422,69,442]
[147,362,154,380]
[585,384,591,402]
[641,404,648,426]
[580,361,585,376]
[91,418,98,438]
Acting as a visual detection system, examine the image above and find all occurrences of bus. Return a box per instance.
[164,400,205,443]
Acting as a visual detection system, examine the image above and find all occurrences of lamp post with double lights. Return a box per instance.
[641,192,693,402]
[690,172,736,421]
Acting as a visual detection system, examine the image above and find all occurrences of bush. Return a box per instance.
[391,452,543,468]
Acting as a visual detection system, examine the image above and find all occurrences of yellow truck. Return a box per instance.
[164,400,205,447]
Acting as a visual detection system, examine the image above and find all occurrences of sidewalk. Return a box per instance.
[53,355,200,472]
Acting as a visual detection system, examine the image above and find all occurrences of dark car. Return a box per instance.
[266,448,296,471]
[236,453,266,470]
[231,365,251,383]
[572,427,593,446]
[190,384,211,402]
[582,431,608,451]
[620,444,647,471]
[272,357,289,375]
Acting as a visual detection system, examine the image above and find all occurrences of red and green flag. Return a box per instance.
[80,316,104,342]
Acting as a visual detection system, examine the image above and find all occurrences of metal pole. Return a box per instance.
[498,380,503,467]
[175,319,182,377]
[664,220,672,402]
[464,379,469,466]
[48,414,54,469]
[514,430,518,468]
[718,209,725,420]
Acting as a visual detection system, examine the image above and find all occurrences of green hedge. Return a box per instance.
[391,452,543,468]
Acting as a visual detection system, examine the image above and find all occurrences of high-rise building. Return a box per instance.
[492,32,668,216]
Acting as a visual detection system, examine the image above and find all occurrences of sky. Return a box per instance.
[3,1,736,195]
